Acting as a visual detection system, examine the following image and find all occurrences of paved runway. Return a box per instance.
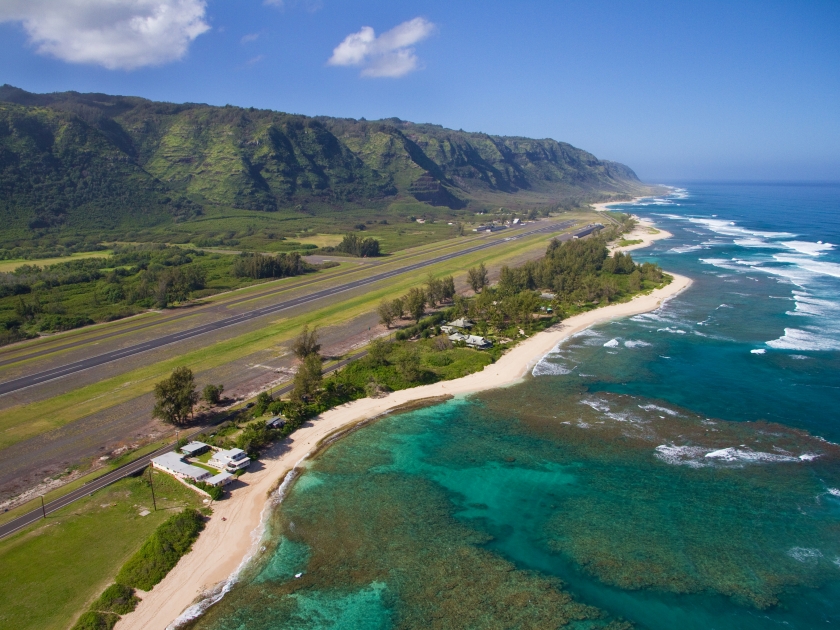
[0,220,581,397]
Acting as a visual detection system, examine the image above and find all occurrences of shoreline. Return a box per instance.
[117,282,692,630]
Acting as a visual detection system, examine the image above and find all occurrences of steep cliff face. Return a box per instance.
[0,85,650,235]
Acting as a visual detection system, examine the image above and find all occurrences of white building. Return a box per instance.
[152,452,212,482]
[447,333,493,349]
[180,441,210,457]
[206,471,234,487]
[209,448,251,472]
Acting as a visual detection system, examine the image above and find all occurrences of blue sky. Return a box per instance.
[1,0,838,182]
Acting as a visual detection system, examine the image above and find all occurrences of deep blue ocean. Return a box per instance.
[190,183,840,630]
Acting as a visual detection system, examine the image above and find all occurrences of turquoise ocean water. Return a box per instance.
[190,183,840,630]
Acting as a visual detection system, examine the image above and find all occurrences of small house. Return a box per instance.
[180,441,210,457]
[267,416,286,430]
[448,332,468,343]
[206,471,234,487]
[464,335,493,350]
[448,318,474,329]
[209,447,251,472]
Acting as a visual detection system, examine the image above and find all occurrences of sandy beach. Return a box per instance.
[117,272,692,630]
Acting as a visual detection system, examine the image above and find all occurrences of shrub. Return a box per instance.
[70,611,119,630]
[90,583,139,615]
[115,509,205,591]
[192,480,224,500]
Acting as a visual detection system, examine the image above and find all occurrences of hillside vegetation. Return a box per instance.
[0,84,657,249]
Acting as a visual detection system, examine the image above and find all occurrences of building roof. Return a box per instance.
[448,318,473,329]
[465,335,492,348]
[181,441,209,455]
[152,452,210,480]
[206,471,234,486]
[211,447,248,462]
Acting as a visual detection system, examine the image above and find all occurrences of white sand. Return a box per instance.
[118,276,692,630]
[609,216,673,254]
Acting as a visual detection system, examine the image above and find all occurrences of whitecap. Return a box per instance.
[624,340,651,348]
[750,349,766,354]
[788,547,823,563]
[532,361,574,377]
[780,240,835,256]
[654,445,710,468]
[639,404,679,416]
[669,244,704,254]
[603,338,620,348]
[772,254,840,279]
[704,447,800,463]
[767,328,840,352]
[657,327,687,334]
[828,488,840,497]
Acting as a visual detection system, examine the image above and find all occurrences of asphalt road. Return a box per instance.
[0,220,582,397]
[0,351,362,540]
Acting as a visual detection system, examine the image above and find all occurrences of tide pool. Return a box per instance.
[189,183,840,629]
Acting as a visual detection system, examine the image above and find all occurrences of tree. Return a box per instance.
[441,275,456,302]
[368,338,390,366]
[467,262,488,293]
[291,353,323,403]
[292,324,320,359]
[394,346,422,382]
[377,299,395,328]
[426,273,444,306]
[202,383,224,405]
[390,297,404,320]
[153,367,199,426]
[404,287,426,323]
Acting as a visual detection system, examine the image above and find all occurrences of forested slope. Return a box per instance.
[0,84,655,244]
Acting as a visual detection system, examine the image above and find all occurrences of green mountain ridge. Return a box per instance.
[0,84,656,244]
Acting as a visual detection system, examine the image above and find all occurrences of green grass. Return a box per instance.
[617,238,644,246]
[0,471,204,630]
[0,251,112,273]
[115,508,204,591]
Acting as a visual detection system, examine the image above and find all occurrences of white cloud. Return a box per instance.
[328,17,435,78]
[241,32,260,44]
[0,0,210,70]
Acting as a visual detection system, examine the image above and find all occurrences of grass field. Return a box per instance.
[0,251,112,273]
[0,470,204,630]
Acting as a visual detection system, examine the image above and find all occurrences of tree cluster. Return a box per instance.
[232,252,308,279]
[335,233,381,257]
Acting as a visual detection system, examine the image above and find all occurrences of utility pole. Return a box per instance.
[148,464,157,512]
[40,495,46,519]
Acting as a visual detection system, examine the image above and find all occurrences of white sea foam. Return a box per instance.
[657,327,686,334]
[780,240,835,256]
[751,349,766,354]
[772,254,840,279]
[639,404,679,416]
[532,360,574,377]
[788,547,823,563]
[828,488,840,497]
[656,444,815,468]
[654,445,710,468]
[624,340,651,348]
[669,244,705,254]
[603,338,620,348]
[704,447,800,463]
[688,217,796,239]
[767,327,840,351]
[733,238,781,249]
